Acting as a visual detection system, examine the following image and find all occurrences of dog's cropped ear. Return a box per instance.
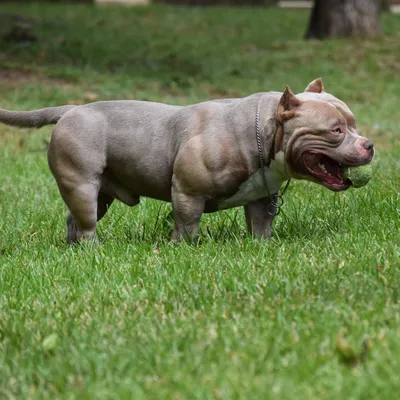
[305,77,325,93]
[278,86,301,121]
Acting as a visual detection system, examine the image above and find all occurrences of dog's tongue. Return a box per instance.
[341,164,372,188]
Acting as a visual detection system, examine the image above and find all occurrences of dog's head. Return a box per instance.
[277,78,374,191]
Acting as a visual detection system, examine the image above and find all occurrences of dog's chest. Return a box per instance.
[218,154,288,209]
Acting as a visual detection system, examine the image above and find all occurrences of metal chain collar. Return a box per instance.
[255,99,291,216]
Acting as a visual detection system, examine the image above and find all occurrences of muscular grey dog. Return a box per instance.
[0,78,374,243]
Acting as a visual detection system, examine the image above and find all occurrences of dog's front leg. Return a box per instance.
[244,195,278,239]
[171,181,205,242]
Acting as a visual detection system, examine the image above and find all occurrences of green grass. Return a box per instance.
[0,2,400,399]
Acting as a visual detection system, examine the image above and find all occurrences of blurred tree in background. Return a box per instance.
[154,0,277,5]
[306,0,382,39]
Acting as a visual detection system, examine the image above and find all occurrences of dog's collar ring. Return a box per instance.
[255,98,291,216]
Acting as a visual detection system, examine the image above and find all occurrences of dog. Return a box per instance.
[0,78,374,243]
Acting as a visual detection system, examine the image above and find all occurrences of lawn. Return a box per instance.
[0,2,399,399]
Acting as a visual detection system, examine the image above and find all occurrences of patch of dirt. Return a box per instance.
[0,69,75,90]
[0,69,38,85]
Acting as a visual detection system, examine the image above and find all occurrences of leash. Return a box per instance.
[255,98,291,216]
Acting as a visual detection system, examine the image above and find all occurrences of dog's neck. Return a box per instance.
[258,96,286,170]
[217,95,292,210]
[273,123,285,159]
[218,151,289,210]
[270,150,290,179]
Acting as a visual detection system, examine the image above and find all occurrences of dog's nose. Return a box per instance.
[363,140,374,152]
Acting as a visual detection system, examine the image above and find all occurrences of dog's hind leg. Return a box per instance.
[65,192,113,244]
[47,121,109,244]
[62,183,100,244]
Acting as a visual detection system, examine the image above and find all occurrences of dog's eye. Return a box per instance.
[332,127,343,134]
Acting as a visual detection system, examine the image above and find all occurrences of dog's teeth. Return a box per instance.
[318,163,328,174]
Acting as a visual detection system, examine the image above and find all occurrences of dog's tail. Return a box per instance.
[0,105,76,128]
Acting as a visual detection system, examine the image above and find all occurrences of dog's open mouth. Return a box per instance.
[302,152,351,191]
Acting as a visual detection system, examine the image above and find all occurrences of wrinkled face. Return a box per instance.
[283,92,374,191]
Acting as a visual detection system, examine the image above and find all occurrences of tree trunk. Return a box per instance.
[381,0,391,12]
[305,0,382,39]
